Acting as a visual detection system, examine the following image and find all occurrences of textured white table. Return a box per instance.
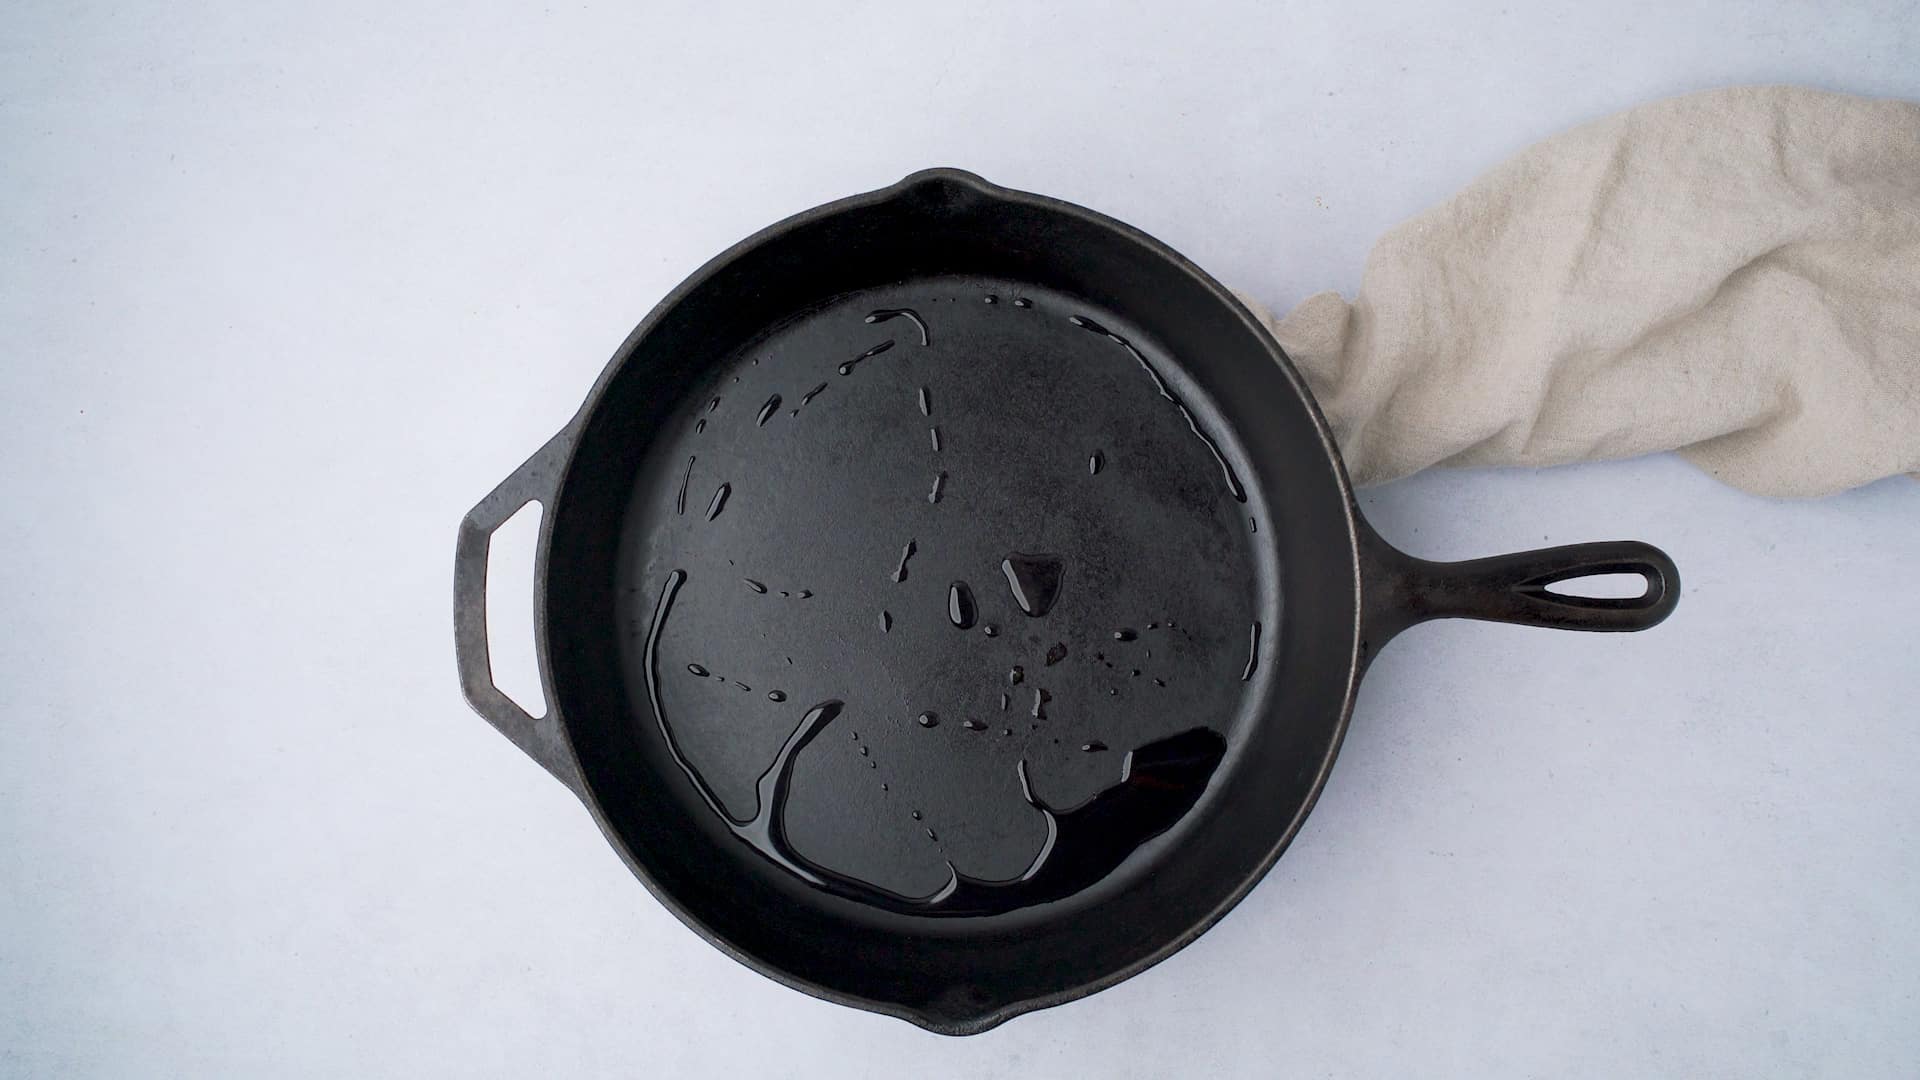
[4,2,1917,1076]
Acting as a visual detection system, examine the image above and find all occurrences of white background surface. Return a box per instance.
[4,1,1918,1076]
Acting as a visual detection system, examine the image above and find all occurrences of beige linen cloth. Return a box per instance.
[1241,85,1919,497]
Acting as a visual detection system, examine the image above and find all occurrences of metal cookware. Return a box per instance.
[454,169,1678,1033]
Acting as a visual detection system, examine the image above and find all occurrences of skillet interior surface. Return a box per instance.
[543,172,1364,1031]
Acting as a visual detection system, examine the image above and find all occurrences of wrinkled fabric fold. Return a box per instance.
[1241,85,1920,497]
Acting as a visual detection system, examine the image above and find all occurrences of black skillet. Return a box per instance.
[453,169,1678,1034]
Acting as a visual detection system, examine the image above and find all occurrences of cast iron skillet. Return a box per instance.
[453,169,1678,1034]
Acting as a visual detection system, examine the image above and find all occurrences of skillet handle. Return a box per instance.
[454,428,585,796]
[1361,527,1679,649]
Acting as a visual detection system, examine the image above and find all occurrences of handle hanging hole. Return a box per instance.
[486,501,547,718]
[1539,571,1653,600]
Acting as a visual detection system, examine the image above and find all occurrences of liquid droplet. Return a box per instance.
[694,418,706,435]
[1000,553,1065,618]
[1044,642,1068,666]
[839,339,896,376]
[768,690,787,702]
[880,610,893,633]
[1243,621,1262,681]
[917,386,931,416]
[1131,669,1141,677]
[851,732,859,741]
[983,294,998,305]
[755,394,782,426]
[687,663,709,677]
[1113,628,1138,642]
[1108,688,1118,696]
[982,623,997,637]
[999,693,1010,710]
[1012,297,1032,308]
[1069,314,1247,502]
[917,711,939,728]
[865,308,929,346]
[881,783,889,791]
[798,381,829,410]
[947,581,977,629]
[1082,741,1108,753]
[1031,689,1050,719]
[1003,728,1013,737]
[1009,665,1024,685]
[1153,678,1166,687]
[645,579,865,893]
[1249,516,1258,534]
[675,455,695,515]
[733,681,751,692]
[962,719,986,731]
[891,540,917,583]
[1088,451,1104,475]
[859,745,869,757]
[796,589,813,599]
[928,426,942,452]
[744,578,767,594]
[911,810,922,821]
[706,397,721,413]
[926,828,938,841]
[869,760,877,768]
[928,471,947,504]
[704,483,731,521]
